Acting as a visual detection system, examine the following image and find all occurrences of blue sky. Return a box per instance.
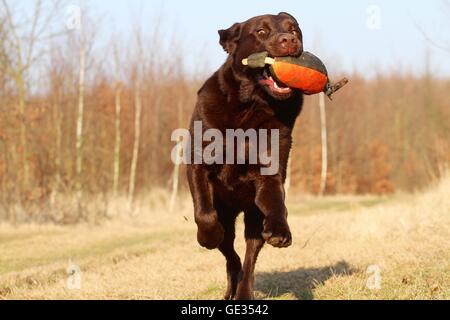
[24,0,450,77]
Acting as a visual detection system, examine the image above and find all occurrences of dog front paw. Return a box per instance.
[197,221,225,250]
[262,219,292,248]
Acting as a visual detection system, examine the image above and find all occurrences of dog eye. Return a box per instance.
[257,29,267,36]
[291,30,298,36]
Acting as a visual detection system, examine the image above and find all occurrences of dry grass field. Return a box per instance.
[0,176,449,300]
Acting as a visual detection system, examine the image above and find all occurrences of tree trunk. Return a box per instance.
[319,93,328,196]
[169,141,182,213]
[169,100,183,213]
[150,95,161,183]
[50,92,62,209]
[128,83,142,207]
[285,157,292,200]
[113,84,122,198]
[17,76,29,192]
[75,25,86,215]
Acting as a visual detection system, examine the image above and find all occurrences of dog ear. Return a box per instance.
[278,12,299,24]
[218,23,242,55]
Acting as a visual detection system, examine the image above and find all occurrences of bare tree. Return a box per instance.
[318,93,328,196]
[128,78,142,207]
[75,46,86,186]
[48,50,65,208]
[70,5,97,216]
[414,0,450,53]
[112,44,122,198]
[1,0,66,192]
[169,100,184,213]
[127,22,146,208]
[75,13,86,215]
[0,15,8,72]
[285,159,292,200]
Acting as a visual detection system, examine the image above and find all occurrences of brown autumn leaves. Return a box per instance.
[0,2,449,223]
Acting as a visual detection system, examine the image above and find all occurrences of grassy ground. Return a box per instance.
[0,178,449,300]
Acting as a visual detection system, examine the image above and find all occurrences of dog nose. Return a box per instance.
[279,34,298,45]
[278,34,301,55]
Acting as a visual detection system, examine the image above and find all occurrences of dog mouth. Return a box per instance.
[257,67,293,98]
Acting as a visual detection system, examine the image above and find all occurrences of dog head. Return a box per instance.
[219,13,303,101]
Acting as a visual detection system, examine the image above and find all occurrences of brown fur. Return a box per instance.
[187,13,304,300]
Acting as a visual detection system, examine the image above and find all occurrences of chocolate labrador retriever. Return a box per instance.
[187,13,304,300]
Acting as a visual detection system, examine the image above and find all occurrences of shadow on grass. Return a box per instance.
[255,260,354,300]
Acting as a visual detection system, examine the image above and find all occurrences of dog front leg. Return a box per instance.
[187,165,224,249]
[254,175,292,248]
